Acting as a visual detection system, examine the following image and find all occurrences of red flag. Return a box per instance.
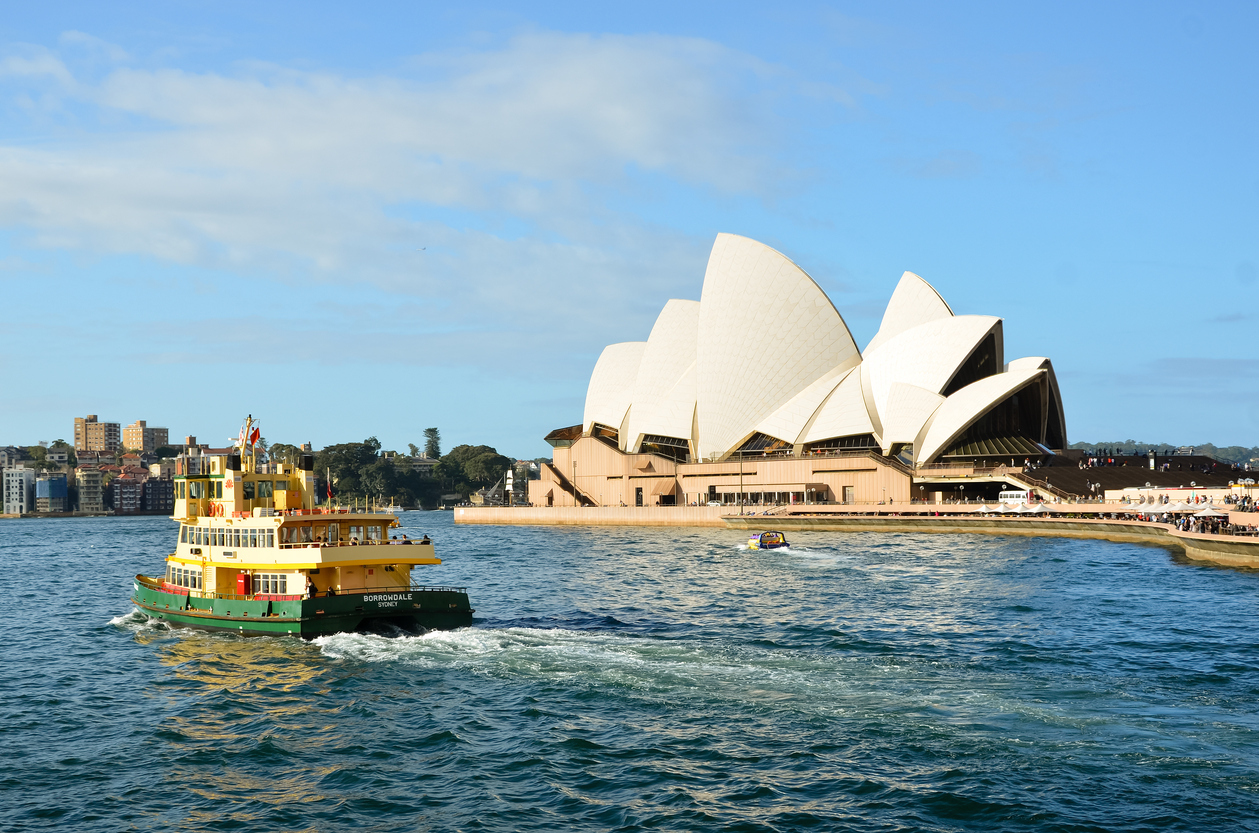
[327,480,333,500]
[249,427,261,446]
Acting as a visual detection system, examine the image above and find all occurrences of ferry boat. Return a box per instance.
[131,418,474,637]
[747,531,789,550]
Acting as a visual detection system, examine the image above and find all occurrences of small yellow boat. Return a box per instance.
[747,531,789,550]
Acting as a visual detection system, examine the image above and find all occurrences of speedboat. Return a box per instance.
[748,531,789,550]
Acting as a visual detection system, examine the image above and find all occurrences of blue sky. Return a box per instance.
[1,2,1256,457]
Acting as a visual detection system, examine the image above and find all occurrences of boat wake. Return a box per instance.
[309,624,949,719]
[108,606,187,635]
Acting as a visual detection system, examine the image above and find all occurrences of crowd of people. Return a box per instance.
[1221,493,1256,511]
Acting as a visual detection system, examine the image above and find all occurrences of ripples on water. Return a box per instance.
[2,515,1259,831]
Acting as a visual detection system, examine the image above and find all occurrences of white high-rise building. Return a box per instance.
[3,467,36,515]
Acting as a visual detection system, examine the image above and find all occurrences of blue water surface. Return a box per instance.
[1,513,1258,832]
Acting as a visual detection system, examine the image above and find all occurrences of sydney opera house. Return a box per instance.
[530,234,1066,508]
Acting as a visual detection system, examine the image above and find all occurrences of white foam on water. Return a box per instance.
[312,628,1246,749]
[108,607,199,638]
[311,625,954,719]
[108,607,147,627]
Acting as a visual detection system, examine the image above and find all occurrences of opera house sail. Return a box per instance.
[533,234,1066,509]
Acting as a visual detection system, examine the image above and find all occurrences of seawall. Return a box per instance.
[455,506,728,527]
[455,506,1259,568]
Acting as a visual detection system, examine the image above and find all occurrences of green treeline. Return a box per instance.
[268,430,514,508]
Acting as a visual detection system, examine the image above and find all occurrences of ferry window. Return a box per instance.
[215,481,223,499]
[367,525,382,542]
[232,528,241,548]
[252,574,287,595]
[176,481,185,500]
[266,531,275,548]
[243,481,255,500]
[217,529,226,547]
[249,529,258,548]
[188,481,203,499]
[258,481,273,498]
[299,525,312,543]
[349,525,364,542]
[180,527,188,543]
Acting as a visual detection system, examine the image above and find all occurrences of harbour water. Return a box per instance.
[3,514,1259,831]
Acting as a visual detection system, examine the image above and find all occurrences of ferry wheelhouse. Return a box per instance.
[131,419,473,637]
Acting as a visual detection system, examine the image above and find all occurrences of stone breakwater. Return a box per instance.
[455,506,1259,569]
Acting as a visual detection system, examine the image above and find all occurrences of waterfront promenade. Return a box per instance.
[456,504,1259,568]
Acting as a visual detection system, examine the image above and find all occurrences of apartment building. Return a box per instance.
[76,465,105,513]
[3,467,35,514]
[74,415,121,454]
[142,478,175,513]
[36,472,68,512]
[109,475,144,514]
[123,420,169,453]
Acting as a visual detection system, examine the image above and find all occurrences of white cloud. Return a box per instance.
[0,30,833,350]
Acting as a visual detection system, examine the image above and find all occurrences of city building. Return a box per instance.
[76,465,105,513]
[45,446,71,465]
[36,472,68,512]
[3,466,36,514]
[74,415,121,454]
[149,461,177,480]
[532,234,1067,508]
[408,454,438,476]
[0,446,28,468]
[123,420,170,453]
[142,477,175,513]
[109,475,143,514]
[75,450,115,467]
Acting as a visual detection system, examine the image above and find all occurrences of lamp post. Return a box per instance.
[919,484,924,505]
[959,483,965,504]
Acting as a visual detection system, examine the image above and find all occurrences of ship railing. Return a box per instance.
[277,539,428,549]
[137,574,467,601]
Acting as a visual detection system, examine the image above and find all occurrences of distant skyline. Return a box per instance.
[1,2,1256,457]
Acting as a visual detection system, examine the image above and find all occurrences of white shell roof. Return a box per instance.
[578,234,1064,463]
[624,299,701,451]
[864,271,954,354]
[914,366,1045,465]
[583,341,647,434]
[800,367,875,445]
[879,382,945,453]
[753,365,854,445]
[695,233,860,460]
[861,314,1001,430]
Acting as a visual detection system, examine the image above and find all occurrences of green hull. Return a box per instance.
[132,576,473,638]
